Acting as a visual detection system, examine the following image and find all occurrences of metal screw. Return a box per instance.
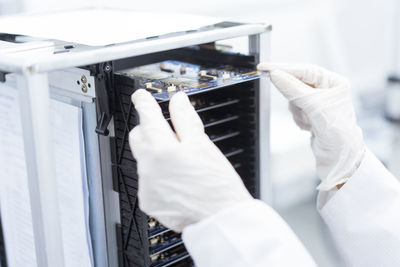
[81,75,87,84]
[81,84,88,93]
[104,64,111,72]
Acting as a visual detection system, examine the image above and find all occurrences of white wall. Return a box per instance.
[15,0,398,90]
[0,0,22,14]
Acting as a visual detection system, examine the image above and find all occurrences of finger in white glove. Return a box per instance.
[258,63,365,191]
[129,89,253,232]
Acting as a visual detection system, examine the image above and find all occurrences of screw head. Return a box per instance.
[81,75,87,84]
[81,84,88,93]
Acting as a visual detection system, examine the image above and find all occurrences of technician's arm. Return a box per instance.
[319,149,400,266]
[129,90,317,267]
[183,200,317,267]
[259,63,400,266]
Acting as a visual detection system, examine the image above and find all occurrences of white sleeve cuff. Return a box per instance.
[182,199,317,267]
[317,148,400,266]
[317,148,399,211]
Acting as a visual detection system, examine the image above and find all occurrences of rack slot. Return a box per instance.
[148,228,171,239]
[151,247,189,267]
[223,148,245,158]
[194,99,239,113]
[158,253,190,267]
[203,115,239,128]
[232,163,242,169]
[210,131,240,143]
[150,240,183,257]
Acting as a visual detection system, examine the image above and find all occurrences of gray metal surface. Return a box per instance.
[50,68,108,267]
[0,23,270,74]
[98,133,121,267]
[82,102,109,267]
[15,73,65,267]
[49,68,96,99]
[249,33,272,205]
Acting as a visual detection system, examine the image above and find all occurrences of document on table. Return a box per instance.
[0,9,221,46]
[0,82,93,267]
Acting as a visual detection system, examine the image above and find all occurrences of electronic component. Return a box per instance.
[180,66,186,75]
[199,70,217,80]
[160,63,174,73]
[148,218,158,229]
[222,73,230,79]
[115,60,260,100]
[167,85,177,92]
[150,244,189,267]
[145,82,163,93]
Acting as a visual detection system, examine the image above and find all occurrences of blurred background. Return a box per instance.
[1,0,400,266]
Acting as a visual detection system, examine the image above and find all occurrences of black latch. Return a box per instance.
[0,72,8,83]
[91,62,114,136]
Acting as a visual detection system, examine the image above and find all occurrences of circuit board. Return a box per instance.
[116,60,260,100]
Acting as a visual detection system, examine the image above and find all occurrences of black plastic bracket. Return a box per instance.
[0,72,8,83]
[388,74,400,84]
[109,137,120,192]
[90,61,114,136]
[115,224,124,267]
[0,212,7,267]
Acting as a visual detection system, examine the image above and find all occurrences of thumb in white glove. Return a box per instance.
[258,63,365,191]
[129,89,253,232]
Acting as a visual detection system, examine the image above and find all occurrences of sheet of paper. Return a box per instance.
[0,9,221,46]
[0,83,92,267]
[51,97,93,267]
[0,83,37,267]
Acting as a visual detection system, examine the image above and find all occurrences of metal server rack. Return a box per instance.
[0,10,271,267]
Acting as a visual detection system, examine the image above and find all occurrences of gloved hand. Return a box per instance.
[129,89,253,232]
[258,63,366,191]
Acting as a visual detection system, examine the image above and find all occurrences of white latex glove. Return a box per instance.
[129,89,253,232]
[258,63,366,191]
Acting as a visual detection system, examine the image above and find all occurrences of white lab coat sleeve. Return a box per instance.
[182,199,317,267]
[318,148,400,267]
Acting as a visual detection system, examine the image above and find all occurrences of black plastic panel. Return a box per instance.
[101,45,261,267]
[112,74,259,266]
[0,215,7,267]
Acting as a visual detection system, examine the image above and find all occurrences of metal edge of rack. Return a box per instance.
[249,32,272,204]
[0,23,271,75]
[16,73,65,267]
